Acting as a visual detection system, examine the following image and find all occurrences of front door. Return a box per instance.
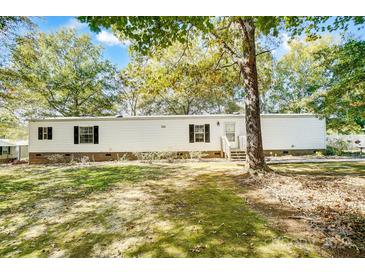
[224,122,237,148]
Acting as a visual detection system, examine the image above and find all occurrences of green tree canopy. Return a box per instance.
[262,36,335,113]
[262,37,365,134]
[120,40,242,115]
[318,39,365,133]
[0,29,118,117]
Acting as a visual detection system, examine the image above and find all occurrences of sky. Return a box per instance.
[32,16,131,69]
[31,16,365,70]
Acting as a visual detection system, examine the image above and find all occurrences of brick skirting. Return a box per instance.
[28,149,321,164]
[29,151,223,164]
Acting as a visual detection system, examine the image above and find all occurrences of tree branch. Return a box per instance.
[173,25,193,67]
[256,48,276,56]
[216,61,238,70]
[211,31,239,59]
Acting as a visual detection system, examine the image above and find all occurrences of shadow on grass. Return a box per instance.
[1,162,341,258]
[0,164,184,257]
[270,162,365,177]
[126,172,318,258]
[0,165,180,213]
[63,165,177,190]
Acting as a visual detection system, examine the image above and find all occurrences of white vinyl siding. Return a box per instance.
[261,116,326,150]
[28,115,326,153]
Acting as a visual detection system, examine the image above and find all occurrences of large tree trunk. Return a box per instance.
[239,19,267,171]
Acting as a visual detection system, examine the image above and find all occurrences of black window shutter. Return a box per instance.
[94,126,99,144]
[48,127,52,140]
[0,147,2,155]
[189,124,195,143]
[74,126,79,144]
[205,124,210,143]
[38,127,43,140]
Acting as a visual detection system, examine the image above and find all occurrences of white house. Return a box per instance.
[28,114,326,163]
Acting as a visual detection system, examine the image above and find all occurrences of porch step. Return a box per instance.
[230,150,246,161]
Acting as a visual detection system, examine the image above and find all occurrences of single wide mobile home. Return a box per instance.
[28,114,326,164]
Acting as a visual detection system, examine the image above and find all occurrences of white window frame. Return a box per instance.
[42,127,48,140]
[79,126,94,144]
[194,124,205,143]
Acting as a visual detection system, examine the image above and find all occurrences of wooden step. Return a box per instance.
[231,158,246,162]
[227,150,246,161]
[230,153,246,161]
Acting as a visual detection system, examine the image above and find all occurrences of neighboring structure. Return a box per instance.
[327,134,365,151]
[28,114,326,164]
[0,139,29,163]
[14,140,29,160]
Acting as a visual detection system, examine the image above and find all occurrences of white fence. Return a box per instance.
[327,135,365,150]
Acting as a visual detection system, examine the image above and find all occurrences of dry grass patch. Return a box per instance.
[240,162,365,257]
[0,161,321,258]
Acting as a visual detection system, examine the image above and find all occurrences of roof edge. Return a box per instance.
[28,113,319,122]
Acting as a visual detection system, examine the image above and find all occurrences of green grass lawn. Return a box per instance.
[271,161,365,177]
[0,161,363,258]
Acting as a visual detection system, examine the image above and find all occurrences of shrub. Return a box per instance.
[159,152,179,163]
[118,153,128,162]
[189,151,208,160]
[315,150,324,157]
[45,154,64,163]
[133,152,160,163]
[325,138,349,156]
[133,151,181,163]
[69,155,90,164]
[80,156,90,165]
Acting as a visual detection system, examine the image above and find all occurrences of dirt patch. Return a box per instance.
[238,165,365,257]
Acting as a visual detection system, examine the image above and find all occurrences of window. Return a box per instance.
[79,126,94,144]
[225,123,235,142]
[0,146,9,155]
[194,125,205,143]
[42,127,48,139]
[74,126,98,144]
[189,124,210,143]
[38,127,52,140]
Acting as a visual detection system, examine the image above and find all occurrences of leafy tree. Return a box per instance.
[0,16,33,34]
[118,40,243,116]
[0,16,36,138]
[0,16,34,66]
[117,57,149,116]
[262,36,334,113]
[263,37,364,134]
[144,42,240,115]
[317,39,365,133]
[79,16,365,171]
[1,29,118,117]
